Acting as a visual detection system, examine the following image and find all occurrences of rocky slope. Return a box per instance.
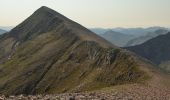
[1,81,170,100]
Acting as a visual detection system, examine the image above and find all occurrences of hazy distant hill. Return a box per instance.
[90,28,108,34]
[0,26,13,31]
[0,29,6,34]
[100,30,135,47]
[112,28,148,37]
[91,27,169,47]
[126,32,170,72]
[125,29,169,46]
[113,27,169,36]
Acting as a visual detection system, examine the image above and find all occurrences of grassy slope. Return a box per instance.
[0,6,152,95]
[0,29,148,95]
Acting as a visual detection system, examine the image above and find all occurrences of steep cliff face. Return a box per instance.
[0,6,149,95]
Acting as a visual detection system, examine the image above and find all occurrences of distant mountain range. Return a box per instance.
[90,28,108,34]
[113,27,169,36]
[91,27,169,47]
[126,32,170,72]
[0,29,7,34]
[0,26,13,31]
[91,27,169,35]
[99,30,135,47]
[125,29,169,46]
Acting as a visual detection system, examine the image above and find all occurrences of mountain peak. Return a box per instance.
[8,7,114,48]
[9,6,68,41]
[39,6,50,10]
[36,6,58,15]
[35,6,67,21]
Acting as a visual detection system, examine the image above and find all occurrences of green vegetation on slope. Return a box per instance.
[0,6,149,95]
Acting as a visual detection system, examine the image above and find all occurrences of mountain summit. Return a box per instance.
[9,6,65,40]
[9,6,113,48]
[0,7,168,96]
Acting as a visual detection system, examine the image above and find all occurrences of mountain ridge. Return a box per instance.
[0,6,148,95]
[0,6,169,97]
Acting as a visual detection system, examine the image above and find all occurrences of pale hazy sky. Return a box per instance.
[0,0,170,28]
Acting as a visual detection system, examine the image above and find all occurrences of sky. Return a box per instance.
[0,0,170,28]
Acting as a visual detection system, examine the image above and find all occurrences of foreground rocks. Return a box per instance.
[0,93,136,100]
[0,63,169,100]
[0,84,170,100]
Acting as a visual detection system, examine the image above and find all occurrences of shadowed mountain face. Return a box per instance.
[126,32,170,72]
[0,6,150,95]
[99,30,135,47]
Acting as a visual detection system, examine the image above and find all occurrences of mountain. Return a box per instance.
[125,29,169,46]
[112,27,169,37]
[91,28,149,37]
[91,27,169,47]
[0,6,146,95]
[0,6,142,95]
[99,30,135,47]
[113,27,148,37]
[126,32,170,72]
[0,29,6,34]
[90,28,108,34]
[0,6,169,98]
[91,27,169,36]
[146,26,169,32]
